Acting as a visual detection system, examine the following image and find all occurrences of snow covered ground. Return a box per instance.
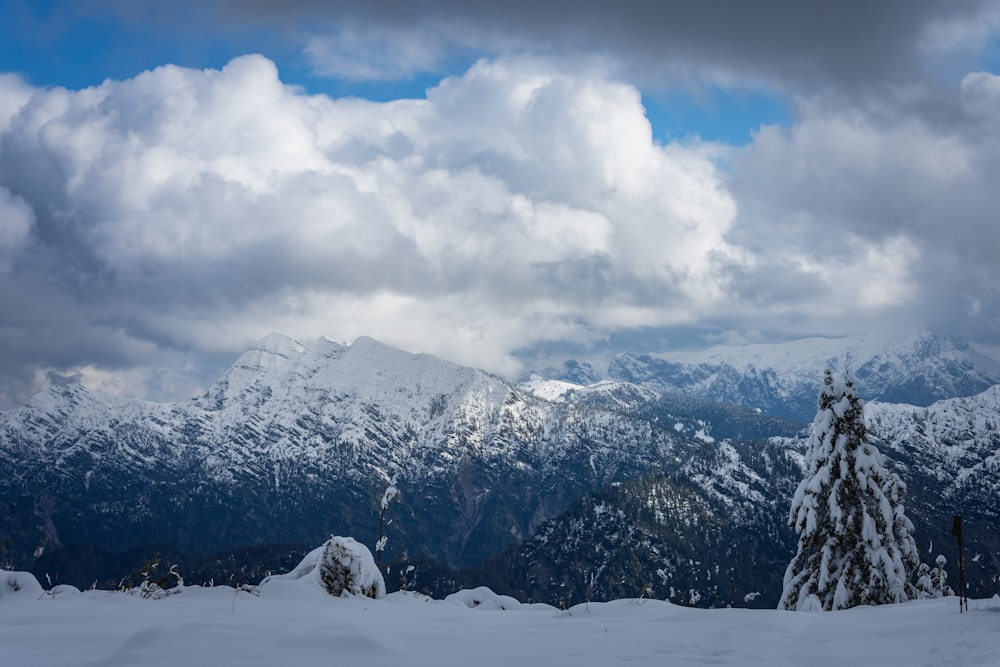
[2,578,998,666]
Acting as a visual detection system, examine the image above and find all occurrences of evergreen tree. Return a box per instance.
[778,370,918,611]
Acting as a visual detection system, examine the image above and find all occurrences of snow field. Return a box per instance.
[2,582,998,666]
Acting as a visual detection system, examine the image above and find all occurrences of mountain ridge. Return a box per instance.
[552,333,1000,422]
[1,334,687,570]
[1,333,997,604]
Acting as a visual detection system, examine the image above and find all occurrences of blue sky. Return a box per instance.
[0,1,792,145]
[0,0,999,405]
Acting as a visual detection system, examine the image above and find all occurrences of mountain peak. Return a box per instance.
[348,335,395,354]
[250,333,307,358]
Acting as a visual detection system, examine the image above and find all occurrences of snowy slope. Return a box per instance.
[861,387,1000,586]
[866,385,1000,513]
[1,575,997,667]
[0,333,540,493]
[191,333,523,485]
[518,376,583,402]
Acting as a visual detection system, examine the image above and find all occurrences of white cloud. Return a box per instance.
[1,52,998,405]
[920,4,1000,55]
[0,74,33,133]
[961,70,1000,118]
[727,76,1000,337]
[0,55,745,402]
[804,235,920,312]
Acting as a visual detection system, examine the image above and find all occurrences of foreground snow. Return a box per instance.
[2,582,997,666]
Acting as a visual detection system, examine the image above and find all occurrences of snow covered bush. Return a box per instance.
[122,558,183,599]
[318,537,386,598]
[929,556,952,597]
[44,584,81,599]
[915,555,953,599]
[445,586,522,610]
[778,370,919,611]
[913,563,934,598]
[0,569,44,598]
[263,536,386,599]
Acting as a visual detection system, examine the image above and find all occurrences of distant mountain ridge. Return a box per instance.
[1,333,997,605]
[533,334,1000,422]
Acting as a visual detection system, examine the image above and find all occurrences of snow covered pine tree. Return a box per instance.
[778,370,919,611]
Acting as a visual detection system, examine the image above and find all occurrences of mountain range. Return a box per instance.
[1,333,997,606]
[536,334,1000,422]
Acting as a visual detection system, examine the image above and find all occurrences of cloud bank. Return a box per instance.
[229,0,993,88]
[0,53,998,405]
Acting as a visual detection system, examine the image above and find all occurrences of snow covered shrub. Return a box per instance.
[44,584,81,599]
[445,586,522,610]
[120,558,183,599]
[319,537,386,598]
[0,569,44,598]
[930,556,952,596]
[914,556,953,599]
[778,371,919,611]
[913,563,934,598]
[263,537,386,599]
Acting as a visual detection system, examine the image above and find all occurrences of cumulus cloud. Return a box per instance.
[0,51,998,407]
[0,55,745,404]
[726,72,1000,338]
[0,74,33,132]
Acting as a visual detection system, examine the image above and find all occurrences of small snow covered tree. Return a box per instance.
[913,563,934,598]
[778,370,919,611]
[929,555,953,597]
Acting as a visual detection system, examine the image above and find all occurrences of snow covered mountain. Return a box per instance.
[862,387,1000,580]
[1,334,997,605]
[602,334,1000,422]
[472,387,1000,607]
[0,334,704,576]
